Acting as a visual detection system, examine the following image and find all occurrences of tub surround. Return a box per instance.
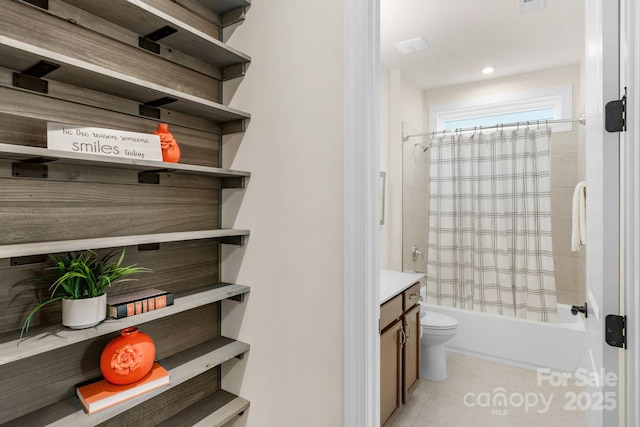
[380,269,425,303]
[422,299,586,372]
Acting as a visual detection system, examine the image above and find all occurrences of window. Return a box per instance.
[429,85,573,133]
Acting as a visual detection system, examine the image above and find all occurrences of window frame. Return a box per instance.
[428,84,574,133]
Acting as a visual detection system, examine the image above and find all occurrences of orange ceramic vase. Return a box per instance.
[154,123,181,163]
[100,326,156,385]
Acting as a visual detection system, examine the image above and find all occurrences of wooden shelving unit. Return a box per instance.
[62,0,251,71]
[3,336,250,426]
[157,390,250,427]
[0,283,250,366]
[0,229,250,258]
[0,38,250,123]
[0,142,250,180]
[0,0,252,425]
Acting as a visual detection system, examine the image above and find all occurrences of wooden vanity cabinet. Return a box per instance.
[380,281,422,426]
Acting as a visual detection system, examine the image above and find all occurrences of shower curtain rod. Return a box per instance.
[402,116,586,141]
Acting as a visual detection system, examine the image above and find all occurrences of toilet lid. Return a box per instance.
[421,311,458,329]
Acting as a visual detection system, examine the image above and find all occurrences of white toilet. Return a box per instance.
[419,302,458,381]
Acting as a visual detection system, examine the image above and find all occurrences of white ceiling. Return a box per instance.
[380,0,585,91]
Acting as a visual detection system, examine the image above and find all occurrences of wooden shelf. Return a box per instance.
[0,0,253,424]
[0,283,250,366]
[0,229,250,259]
[0,38,250,123]
[62,0,251,71]
[0,142,250,183]
[203,0,251,15]
[2,336,250,426]
[157,390,249,427]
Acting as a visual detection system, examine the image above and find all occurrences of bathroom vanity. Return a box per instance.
[379,270,425,427]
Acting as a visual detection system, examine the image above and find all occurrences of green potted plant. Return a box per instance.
[21,248,150,337]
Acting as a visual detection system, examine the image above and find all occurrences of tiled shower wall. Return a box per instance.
[550,126,586,305]
[402,122,430,274]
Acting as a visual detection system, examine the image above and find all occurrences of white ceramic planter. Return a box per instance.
[61,294,107,329]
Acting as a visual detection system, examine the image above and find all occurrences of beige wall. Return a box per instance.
[422,65,586,305]
[423,65,581,110]
[219,1,345,426]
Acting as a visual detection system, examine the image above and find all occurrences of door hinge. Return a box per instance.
[605,314,626,349]
[605,88,626,133]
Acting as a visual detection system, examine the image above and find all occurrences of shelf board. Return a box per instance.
[62,0,251,70]
[0,142,250,180]
[204,0,251,15]
[2,336,250,426]
[0,37,250,123]
[0,283,249,366]
[157,390,249,427]
[0,229,250,259]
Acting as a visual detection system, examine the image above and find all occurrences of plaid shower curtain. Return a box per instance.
[425,128,558,322]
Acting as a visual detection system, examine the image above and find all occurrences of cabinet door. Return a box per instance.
[403,303,421,402]
[380,319,402,426]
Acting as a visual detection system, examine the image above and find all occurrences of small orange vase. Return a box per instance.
[100,326,156,385]
[154,123,181,163]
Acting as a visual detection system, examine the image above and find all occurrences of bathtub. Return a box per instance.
[422,301,587,373]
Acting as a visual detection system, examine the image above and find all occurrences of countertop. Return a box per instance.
[380,269,425,304]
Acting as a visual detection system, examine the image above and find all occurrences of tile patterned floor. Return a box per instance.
[392,352,588,427]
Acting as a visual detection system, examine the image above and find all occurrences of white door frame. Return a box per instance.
[344,0,380,426]
[584,1,621,426]
[344,0,638,425]
[623,0,640,425]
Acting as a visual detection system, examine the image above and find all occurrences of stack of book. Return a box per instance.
[76,362,170,414]
[107,288,174,319]
[76,288,175,414]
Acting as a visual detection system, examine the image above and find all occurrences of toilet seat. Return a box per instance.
[421,311,458,330]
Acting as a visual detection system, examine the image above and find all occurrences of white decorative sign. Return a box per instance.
[47,123,163,162]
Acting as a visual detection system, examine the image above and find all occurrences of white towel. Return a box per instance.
[571,181,587,251]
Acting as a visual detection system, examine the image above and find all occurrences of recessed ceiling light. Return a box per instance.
[482,66,495,74]
[395,37,430,54]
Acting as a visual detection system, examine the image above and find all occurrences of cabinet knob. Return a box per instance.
[409,293,419,300]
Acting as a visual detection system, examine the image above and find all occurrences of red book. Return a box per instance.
[76,362,170,414]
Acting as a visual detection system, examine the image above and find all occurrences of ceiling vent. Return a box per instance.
[395,37,430,54]
[520,0,546,14]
